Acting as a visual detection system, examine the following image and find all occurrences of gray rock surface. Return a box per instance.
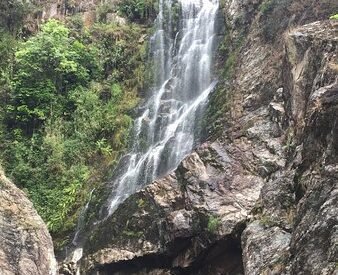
[0,168,57,275]
[242,20,338,275]
[242,221,291,275]
[77,141,263,274]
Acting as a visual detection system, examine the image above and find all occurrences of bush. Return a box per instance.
[2,18,148,242]
[207,215,221,233]
[117,0,158,23]
[6,20,100,135]
[0,0,33,33]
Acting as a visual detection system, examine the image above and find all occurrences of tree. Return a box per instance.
[0,0,31,33]
[7,20,99,135]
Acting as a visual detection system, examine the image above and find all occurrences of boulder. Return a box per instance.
[0,168,57,275]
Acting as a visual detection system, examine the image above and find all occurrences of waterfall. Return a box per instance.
[106,0,219,215]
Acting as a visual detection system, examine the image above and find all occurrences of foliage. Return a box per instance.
[2,18,149,243]
[65,14,85,35]
[260,215,277,227]
[122,230,143,238]
[6,20,100,135]
[0,0,33,33]
[259,0,275,14]
[330,14,338,20]
[90,22,149,90]
[137,198,146,208]
[207,215,221,233]
[96,2,117,23]
[0,31,17,139]
[117,0,158,23]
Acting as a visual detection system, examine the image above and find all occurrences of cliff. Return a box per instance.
[69,0,338,274]
[0,168,57,275]
[1,0,337,274]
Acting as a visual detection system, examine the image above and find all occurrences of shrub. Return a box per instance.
[330,14,338,20]
[2,18,147,241]
[207,215,221,233]
[7,20,99,135]
[117,0,158,23]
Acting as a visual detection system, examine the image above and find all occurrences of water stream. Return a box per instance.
[68,0,219,267]
[106,0,219,215]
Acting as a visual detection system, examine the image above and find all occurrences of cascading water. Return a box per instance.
[106,0,219,215]
[68,0,219,267]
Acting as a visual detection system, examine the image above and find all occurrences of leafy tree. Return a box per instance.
[2,16,148,247]
[0,31,17,152]
[7,20,99,135]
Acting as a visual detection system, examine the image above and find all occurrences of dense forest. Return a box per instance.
[0,0,157,247]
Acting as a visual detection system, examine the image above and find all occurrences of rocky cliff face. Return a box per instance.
[0,168,57,275]
[76,141,263,274]
[242,20,338,274]
[23,0,124,33]
[61,0,338,274]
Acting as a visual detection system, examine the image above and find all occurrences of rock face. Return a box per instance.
[0,168,57,275]
[242,20,338,275]
[284,21,338,275]
[62,1,338,274]
[24,0,125,33]
[78,141,263,274]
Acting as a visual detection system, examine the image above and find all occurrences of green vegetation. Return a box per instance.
[259,0,275,14]
[137,198,146,208]
[6,20,100,134]
[0,0,33,34]
[122,229,144,238]
[207,215,221,233]
[96,0,158,24]
[117,0,158,23]
[260,215,277,227]
[330,14,338,20]
[0,9,149,247]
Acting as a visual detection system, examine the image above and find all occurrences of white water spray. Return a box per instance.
[106,0,220,215]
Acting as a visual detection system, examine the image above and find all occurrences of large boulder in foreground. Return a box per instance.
[0,168,57,275]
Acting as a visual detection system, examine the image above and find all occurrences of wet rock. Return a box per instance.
[78,141,263,274]
[0,168,57,275]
